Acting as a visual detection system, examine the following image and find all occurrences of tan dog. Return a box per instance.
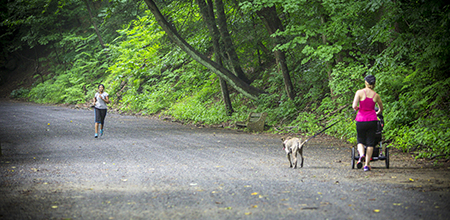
[282,137,305,168]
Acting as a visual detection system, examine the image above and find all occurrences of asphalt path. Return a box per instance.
[0,100,449,220]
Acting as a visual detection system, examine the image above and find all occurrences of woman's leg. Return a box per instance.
[94,108,100,137]
[356,122,366,158]
[357,143,365,168]
[357,143,365,157]
[100,109,106,135]
[365,146,373,167]
[364,121,377,170]
[95,122,99,137]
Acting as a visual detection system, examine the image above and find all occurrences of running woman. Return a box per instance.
[93,84,110,138]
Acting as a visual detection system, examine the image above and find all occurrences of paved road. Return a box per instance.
[0,100,449,219]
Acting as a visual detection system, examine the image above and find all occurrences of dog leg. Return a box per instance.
[287,153,292,168]
[299,147,304,168]
[292,151,298,169]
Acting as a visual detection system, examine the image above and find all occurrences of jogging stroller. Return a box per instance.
[351,108,389,169]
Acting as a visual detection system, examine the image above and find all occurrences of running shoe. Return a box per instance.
[95,133,98,138]
[364,165,371,172]
[100,129,104,136]
[357,155,365,169]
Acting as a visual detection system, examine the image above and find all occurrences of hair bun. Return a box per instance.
[364,75,376,85]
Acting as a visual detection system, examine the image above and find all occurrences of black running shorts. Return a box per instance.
[356,121,377,147]
[94,108,107,125]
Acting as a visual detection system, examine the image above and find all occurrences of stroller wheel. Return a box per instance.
[385,147,390,169]
[351,147,355,169]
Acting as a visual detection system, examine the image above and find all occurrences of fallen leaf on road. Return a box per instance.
[251,192,258,195]
[245,212,252,215]
[301,207,318,210]
[252,205,258,208]
[52,206,58,209]
[374,209,380,213]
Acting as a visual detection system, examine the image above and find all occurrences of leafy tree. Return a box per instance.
[196,0,234,115]
[255,6,294,100]
[143,0,265,100]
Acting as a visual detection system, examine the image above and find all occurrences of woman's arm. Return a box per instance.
[375,94,383,115]
[103,95,110,104]
[352,90,360,111]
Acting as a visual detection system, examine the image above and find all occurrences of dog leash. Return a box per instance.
[304,120,340,143]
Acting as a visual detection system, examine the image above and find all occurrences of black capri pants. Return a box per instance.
[94,108,107,125]
[356,121,377,147]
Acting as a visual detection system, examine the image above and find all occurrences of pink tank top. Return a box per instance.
[355,89,378,122]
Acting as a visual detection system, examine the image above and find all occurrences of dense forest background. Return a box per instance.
[1,0,449,161]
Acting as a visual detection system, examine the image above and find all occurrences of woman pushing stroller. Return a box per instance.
[352,75,383,171]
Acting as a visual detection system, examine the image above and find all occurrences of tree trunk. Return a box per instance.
[256,6,294,100]
[84,0,106,48]
[214,0,251,84]
[197,0,233,115]
[143,0,264,100]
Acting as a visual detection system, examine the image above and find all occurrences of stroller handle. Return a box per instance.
[375,107,384,120]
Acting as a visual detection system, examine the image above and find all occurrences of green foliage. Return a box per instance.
[168,74,227,124]
[381,69,450,159]
[10,87,30,99]
[20,0,142,104]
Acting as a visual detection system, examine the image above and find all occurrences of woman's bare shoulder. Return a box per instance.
[374,92,382,101]
[355,89,365,94]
